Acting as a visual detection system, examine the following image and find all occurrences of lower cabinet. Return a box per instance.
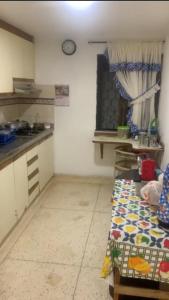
[0,164,16,244]
[13,154,28,219]
[38,136,54,191]
[0,134,54,246]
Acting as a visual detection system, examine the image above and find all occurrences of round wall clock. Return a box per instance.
[62,39,77,55]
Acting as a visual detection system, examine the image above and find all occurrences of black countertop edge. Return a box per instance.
[0,129,54,170]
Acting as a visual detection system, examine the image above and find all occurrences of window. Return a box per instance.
[96,54,128,131]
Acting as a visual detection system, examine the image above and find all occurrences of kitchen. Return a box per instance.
[1,1,169,300]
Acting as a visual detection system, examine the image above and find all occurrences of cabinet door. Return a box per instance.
[11,34,35,80]
[39,136,54,191]
[22,39,35,79]
[10,34,24,79]
[13,154,28,219]
[0,29,13,92]
[0,28,35,93]
[0,164,16,244]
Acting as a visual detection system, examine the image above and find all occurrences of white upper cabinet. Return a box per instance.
[0,29,13,92]
[22,38,35,79]
[0,28,35,93]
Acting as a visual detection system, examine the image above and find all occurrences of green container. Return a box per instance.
[117,126,129,139]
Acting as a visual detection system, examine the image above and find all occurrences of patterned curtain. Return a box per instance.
[107,41,162,134]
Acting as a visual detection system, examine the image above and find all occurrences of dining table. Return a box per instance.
[102,179,169,300]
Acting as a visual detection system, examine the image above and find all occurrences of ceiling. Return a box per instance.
[0,1,169,41]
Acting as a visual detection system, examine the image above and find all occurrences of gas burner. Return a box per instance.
[16,127,44,136]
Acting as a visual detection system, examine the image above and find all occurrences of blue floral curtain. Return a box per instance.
[106,42,162,134]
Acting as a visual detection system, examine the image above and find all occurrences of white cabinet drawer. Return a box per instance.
[28,173,39,189]
[26,146,38,161]
[27,160,39,176]
[28,181,39,205]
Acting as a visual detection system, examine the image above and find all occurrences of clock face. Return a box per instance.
[62,40,76,55]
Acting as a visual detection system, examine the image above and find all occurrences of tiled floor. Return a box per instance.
[0,176,113,300]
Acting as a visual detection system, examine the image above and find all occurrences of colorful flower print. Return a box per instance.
[149,228,165,239]
[128,203,139,211]
[128,196,140,202]
[126,213,139,221]
[138,220,151,230]
[121,191,130,197]
[111,230,122,240]
[128,256,151,274]
[118,198,128,205]
[124,225,138,234]
[150,216,158,225]
[159,261,169,279]
[117,207,128,215]
[112,217,126,226]
[163,239,169,249]
[139,210,149,217]
[135,234,150,246]
[112,199,118,206]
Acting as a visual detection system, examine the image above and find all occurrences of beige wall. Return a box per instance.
[35,41,115,176]
[159,37,169,170]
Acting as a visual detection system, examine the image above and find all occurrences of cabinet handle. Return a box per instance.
[27,155,38,167]
[28,168,39,181]
[28,181,39,195]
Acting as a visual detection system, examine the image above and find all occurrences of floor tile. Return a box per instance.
[8,208,92,266]
[53,175,113,185]
[0,259,79,300]
[83,212,111,268]
[42,182,99,211]
[95,184,113,213]
[74,267,109,300]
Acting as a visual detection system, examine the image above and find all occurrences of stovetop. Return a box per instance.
[16,127,45,136]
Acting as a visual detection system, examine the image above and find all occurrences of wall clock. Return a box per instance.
[62,39,77,55]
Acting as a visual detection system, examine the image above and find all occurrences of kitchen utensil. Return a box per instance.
[44,123,51,129]
[5,120,29,131]
[33,123,45,131]
[138,131,147,146]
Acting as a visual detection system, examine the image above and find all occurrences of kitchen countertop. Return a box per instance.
[0,129,54,170]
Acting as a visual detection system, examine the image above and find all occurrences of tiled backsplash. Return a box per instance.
[0,105,20,123]
[19,104,54,124]
[0,97,55,124]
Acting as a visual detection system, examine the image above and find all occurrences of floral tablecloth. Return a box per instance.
[104,179,169,283]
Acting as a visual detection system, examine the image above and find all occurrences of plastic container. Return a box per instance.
[117,126,129,139]
[0,130,16,145]
[141,159,156,181]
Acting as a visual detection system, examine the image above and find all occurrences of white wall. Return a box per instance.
[159,37,169,170]
[35,41,115,176]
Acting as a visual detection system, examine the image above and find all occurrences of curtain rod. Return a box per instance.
[88,40,165,44]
